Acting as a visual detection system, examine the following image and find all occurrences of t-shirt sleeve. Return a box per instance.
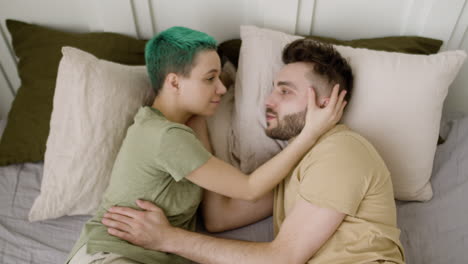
[299,135,372,216]
[157,126,212,182]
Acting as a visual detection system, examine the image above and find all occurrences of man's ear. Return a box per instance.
[318,97,330,108]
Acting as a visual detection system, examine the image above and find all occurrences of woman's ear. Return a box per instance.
[165,73,180,92]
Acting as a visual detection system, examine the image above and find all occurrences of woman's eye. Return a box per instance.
[207,77,215,81]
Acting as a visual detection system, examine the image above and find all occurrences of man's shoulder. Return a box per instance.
[304,125,387,171]
[313,125,371,153]
[297,126,391,198]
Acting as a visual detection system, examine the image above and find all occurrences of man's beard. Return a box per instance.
[265,109,306,141]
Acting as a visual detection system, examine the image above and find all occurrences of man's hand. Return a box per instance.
[103,198,345,264]
[102,200,174,252]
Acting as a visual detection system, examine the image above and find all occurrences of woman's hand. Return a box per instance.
[299,84,347,144]
[101,200,175,252]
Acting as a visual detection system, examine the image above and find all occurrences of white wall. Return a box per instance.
[443,1,468,117]
[0,0,467,119]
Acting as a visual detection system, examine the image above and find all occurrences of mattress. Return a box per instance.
[1,116,468,263]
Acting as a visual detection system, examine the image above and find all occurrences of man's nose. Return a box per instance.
[265,94,277,108]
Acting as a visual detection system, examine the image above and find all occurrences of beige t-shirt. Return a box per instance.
[274,125,405,264]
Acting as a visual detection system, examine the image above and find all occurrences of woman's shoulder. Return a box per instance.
[132,107,191,132]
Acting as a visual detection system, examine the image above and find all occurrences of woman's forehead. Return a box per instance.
[192,50,221,74]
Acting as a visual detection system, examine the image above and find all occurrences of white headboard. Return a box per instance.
[1,0,467,119]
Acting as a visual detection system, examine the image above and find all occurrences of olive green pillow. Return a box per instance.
[0,19,146,165]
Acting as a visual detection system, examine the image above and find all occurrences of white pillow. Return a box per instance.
[29,47,154,221]
[233,26,466,201]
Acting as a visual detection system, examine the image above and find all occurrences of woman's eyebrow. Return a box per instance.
[204,69,219,74]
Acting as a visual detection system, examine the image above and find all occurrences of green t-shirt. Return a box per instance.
[67,106,212,264]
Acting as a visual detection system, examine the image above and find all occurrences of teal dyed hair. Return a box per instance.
[145,26,217,95]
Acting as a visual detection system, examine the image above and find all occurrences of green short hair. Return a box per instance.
[145,26,217,95]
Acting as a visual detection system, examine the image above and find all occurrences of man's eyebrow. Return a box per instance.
[276,81,297,90]
[205,69,219,74]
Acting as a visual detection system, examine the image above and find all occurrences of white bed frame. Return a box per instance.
[0,0,467,119]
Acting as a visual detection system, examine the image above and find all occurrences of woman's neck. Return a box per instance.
[151,95,192,124]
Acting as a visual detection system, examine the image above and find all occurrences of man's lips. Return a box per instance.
[211,100,221,104]
[266,114,276,121]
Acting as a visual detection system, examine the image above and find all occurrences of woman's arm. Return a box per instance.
[186,85,347,201]
[202,191,274,232]
[186,116,274,232]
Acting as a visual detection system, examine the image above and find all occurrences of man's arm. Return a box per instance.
[103,198,345,264]
[201,191,273,232]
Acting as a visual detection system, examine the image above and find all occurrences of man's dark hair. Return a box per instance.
[282,39,353,103]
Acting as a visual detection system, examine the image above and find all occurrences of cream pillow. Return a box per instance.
[233,26,466,201]
[206,61,238,166]
[29,47,154,221]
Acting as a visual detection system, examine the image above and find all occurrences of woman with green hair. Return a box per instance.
[67,26,346,264]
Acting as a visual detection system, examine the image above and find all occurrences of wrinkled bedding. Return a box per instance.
[1,115,467,263]
[397,115,468,264]
[0,119,90,263]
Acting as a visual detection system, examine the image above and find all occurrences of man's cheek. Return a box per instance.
[267,118,278,128]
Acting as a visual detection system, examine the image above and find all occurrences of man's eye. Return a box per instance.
[280,89,290,95]
[207,77,215,81]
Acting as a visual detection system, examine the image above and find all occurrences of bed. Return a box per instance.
[1,1,468,263]
[1,114,468,263]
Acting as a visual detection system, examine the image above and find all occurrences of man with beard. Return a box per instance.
[101,39,405,264]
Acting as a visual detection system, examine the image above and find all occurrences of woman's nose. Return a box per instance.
[217,80,227,95]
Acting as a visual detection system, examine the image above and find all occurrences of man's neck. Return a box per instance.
[287,136,297,145]
[287,124,342,145]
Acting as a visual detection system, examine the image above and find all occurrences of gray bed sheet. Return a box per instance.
[1,115,467,264]
[0,120,91,264]
[397,114,468,264]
